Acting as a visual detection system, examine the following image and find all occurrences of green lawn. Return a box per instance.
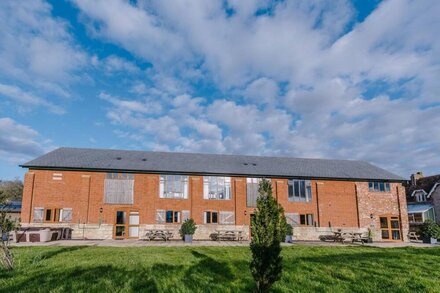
[1,245,440,292]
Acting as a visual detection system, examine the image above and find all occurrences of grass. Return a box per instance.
[1,245,440,292]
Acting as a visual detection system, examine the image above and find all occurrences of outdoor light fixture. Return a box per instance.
[99,207,103,213]
[370,213,374,219]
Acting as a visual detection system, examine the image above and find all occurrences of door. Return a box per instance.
[379,216,401,241]
[114,210,140,239]
[114,210,127,239]
[128,211,139,238]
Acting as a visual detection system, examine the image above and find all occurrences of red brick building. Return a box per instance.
[20,147,409,241]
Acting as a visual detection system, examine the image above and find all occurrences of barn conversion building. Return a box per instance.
[20,147,408,241]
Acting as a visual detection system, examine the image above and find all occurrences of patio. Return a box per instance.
[9,239,438,248]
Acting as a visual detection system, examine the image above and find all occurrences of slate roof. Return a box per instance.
[0,200,21,213]
[406,174,440,199]
[407,203,434,214]
[21,147,405,181]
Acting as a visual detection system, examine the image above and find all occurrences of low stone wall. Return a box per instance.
[21,223,407,242]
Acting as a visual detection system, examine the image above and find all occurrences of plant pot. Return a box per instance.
[367,238,373,243]
[1,232,9,241]
[285,235,293,243]
[184,234,193,243]
[422,237,437,244]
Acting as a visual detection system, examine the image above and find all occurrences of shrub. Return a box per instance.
[179,218,197,237]
[250,179,286,292]
[420,219,440,239]
[285,224,293,236]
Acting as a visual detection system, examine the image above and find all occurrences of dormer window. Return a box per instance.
[414,191,427,202]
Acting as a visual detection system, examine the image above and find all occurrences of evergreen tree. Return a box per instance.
[250,179,287,292]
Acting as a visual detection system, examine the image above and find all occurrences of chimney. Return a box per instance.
[410,171,424,186]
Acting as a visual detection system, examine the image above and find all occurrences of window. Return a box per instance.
[156,210,189,224]
[219,211,235,224]
[160,175,188,199]
[33,207,44,222]
[299,214,314,226]
[414,191,427,202]
[39,208,73,223]
[203,177,231,200]
[165,210,181,223]
[368,182,391,192]
[59,208,73,222]
[408,213,423,223]
[288,180,312,202]
[104,173,134,204]
[52,173,62,181]
[247,178,271,207]
[204,211,219,224]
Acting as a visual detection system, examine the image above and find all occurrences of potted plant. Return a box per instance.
[420,220,440,244]
[285,224,293,243]
[179,218,197,243]
[367,228,374,243]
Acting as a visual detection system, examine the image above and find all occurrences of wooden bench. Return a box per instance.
[145,229,173,242]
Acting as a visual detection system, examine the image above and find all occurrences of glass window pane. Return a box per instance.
[300,181,306,198]
[294,181,300,197]
[392,230,400,240]
[288,184,293,198]
[45,209,52,221]
[385,183,390,192]
[115,226,125,237]
[212,212,218,223]
[174,211,180,223]
[391,219,399,229]
[306,186,312,202]
[166,211,173,223]
[381,230,389,239]
[380,217,388,228]
[374,182,379,191]
[116,211,126,224]
[379,182,385,192]
[300,215,306,225]
[206,211,211,224]
[368,182,373,191]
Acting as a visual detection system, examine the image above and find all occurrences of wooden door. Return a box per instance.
[379,216,401,241]
[114,210,140,239]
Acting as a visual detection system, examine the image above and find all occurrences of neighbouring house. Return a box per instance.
[20,147,409,241]
[405,172,440,228]
[0,200,22,222]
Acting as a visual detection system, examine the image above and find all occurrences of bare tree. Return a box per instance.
[0,178,23,200]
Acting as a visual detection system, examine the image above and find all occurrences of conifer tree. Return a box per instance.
[250,179,287,292]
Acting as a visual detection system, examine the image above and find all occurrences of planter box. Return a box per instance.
[184,235,193,243]
[422,237,438,244]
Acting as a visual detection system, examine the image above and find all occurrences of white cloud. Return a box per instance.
[0,83,65,114]
[40,0,440,176]
[0,117,48,164]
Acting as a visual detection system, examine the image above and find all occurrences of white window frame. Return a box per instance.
[288,180,312,202]
[33,207,44,223]
[203,177,231,200]
[160,175,189,199]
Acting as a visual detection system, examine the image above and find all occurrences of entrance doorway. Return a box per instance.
[379,215,401,241]
[114,210,139,239]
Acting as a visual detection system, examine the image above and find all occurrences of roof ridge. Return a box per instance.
[56,147,365,163]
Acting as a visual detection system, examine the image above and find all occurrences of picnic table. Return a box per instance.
[144,229,174,241]
[212,230,244,242]
[332,231,368,244]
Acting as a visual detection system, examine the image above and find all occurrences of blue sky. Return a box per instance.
[0,0,439,180]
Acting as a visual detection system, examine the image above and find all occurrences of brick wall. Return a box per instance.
[21,169,408,241]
